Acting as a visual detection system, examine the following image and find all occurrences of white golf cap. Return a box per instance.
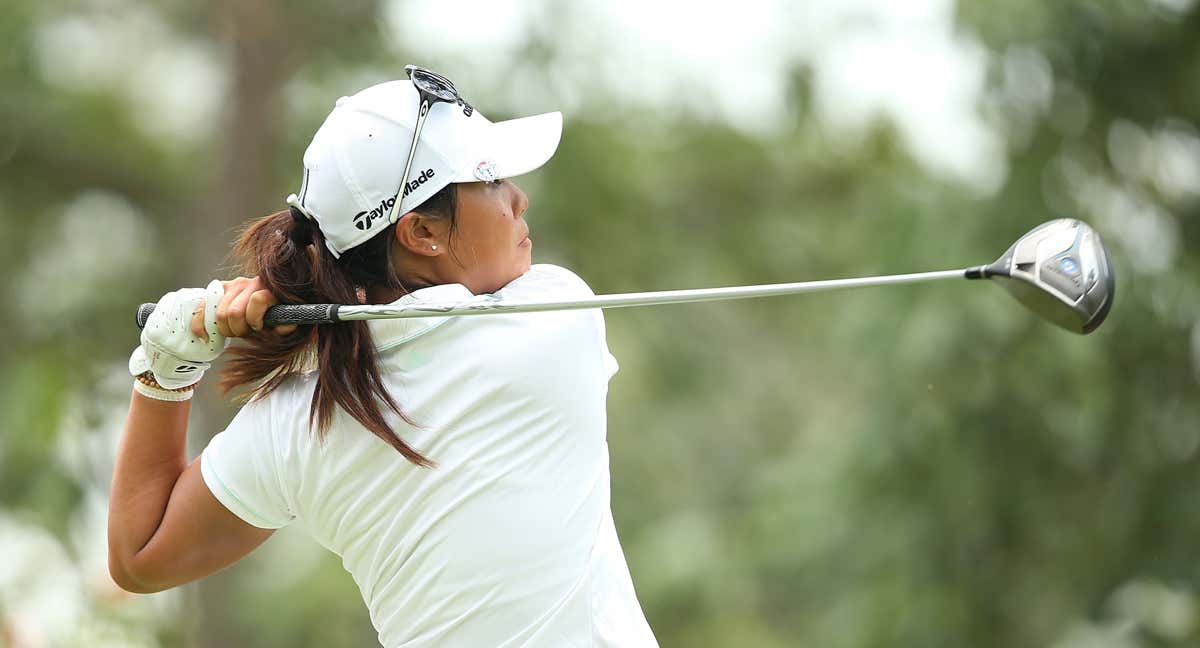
[286,78,563,257]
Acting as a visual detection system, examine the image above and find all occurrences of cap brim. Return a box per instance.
[452,111,563,183]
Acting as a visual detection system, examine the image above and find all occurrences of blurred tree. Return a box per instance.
[0,0,1196,646]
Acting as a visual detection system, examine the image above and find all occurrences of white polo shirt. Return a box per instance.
[200,264,658,648]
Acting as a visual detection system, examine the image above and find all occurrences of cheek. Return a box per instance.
[458,218,504,254]
[448,188,526,288]
[452,212,518,268]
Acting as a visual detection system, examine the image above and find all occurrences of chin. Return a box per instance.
[503,262,532,289]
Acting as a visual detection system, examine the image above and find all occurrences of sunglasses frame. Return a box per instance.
[384,65,463,226]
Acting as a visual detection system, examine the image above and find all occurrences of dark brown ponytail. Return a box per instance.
[219,185,458,467]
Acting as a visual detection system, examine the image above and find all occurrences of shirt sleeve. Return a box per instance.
[200,396,295,529]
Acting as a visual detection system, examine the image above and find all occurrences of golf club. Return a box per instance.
[136,218,1115,335]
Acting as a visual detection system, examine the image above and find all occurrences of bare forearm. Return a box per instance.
[108,390,192,580]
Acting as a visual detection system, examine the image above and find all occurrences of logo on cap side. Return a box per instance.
[354,195,395,231]
[353,168,436,231]
[402,168,436,199]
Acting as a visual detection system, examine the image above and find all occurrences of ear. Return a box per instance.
[394,211,447,256]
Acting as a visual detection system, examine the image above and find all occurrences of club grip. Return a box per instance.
[135,303,341,329]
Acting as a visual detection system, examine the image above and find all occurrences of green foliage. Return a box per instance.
[1,1,1197,646]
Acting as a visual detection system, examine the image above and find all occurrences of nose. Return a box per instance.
[510,181,529,219]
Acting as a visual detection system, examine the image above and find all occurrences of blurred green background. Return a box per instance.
[2,1,1198,646]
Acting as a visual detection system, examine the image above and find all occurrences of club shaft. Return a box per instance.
[135,269,974,328]
[335,268,971,321]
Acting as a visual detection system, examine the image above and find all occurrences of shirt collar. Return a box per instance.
[368,283,477,351]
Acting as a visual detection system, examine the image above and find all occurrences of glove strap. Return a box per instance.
[133,372,197,402]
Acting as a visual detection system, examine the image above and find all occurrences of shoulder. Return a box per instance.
[494,264,597,300]
[490,265,603,342]
[209,374,318,475]
[488,265,617,377]
[422,265,606,361]
[232,372,318,437]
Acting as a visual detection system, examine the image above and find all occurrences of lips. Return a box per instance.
[518,224,530,246]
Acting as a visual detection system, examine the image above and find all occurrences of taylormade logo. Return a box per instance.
[353,169,436,231]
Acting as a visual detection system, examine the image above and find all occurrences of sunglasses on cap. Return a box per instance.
[384,65,475,225]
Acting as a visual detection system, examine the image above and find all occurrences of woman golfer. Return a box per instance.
[108,67,658,647]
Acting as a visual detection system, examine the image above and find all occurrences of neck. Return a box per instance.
[366,243,462,303]
[367,261,446,304]
[366,285,407,304]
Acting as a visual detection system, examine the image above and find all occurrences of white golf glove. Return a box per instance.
[129,280,227,394]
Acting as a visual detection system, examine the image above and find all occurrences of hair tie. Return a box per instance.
[289,206,315,247]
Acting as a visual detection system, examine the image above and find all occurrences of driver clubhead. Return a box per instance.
[983,219,1115,334]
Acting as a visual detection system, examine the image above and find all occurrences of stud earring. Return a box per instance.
[432,245,438,251]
